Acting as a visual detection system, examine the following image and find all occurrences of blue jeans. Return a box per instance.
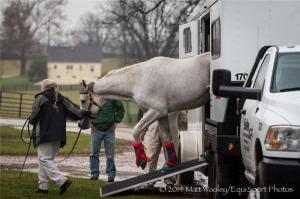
[90,128,116,177]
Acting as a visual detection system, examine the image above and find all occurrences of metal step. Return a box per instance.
[100,159,207,197]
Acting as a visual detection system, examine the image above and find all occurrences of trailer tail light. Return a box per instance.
[228,143,234,151]
[265,126,300,151]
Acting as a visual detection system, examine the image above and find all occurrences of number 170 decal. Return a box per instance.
[235,73,248,81]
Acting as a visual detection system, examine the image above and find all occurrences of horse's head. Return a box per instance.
[80,80,104,116]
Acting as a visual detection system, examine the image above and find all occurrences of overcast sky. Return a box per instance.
[65,0,105,29]
[0,0,106,30]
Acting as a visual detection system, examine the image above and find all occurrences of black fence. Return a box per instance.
[0,84,81,92]
[0,91,34,118]
[0,91,138,126]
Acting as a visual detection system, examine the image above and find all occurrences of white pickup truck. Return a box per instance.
[241,45,300,196]
[213,45,300,198]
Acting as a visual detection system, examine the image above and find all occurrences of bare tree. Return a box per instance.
[101,0,200,61]
[71,12,110,51]
[1,0,66,75]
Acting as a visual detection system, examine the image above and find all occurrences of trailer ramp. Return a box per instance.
[100,159,207,197]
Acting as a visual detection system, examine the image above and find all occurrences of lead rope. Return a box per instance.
[19,117,83,178]
[55,128,82,164]
[19,117,31,179]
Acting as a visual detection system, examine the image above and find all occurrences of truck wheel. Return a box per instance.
[208,150,221,199]
[208,151,243,199]
[179,171,194,185]
[239,171,251,199]
[256,161,269,199]
[178,144,194,185]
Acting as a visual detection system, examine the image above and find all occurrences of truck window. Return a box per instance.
[183,27,192,53]
[253,54,270,89]
[211,19,220,59]
[272,53,300,92]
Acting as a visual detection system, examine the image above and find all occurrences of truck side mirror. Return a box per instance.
[212,69,231,96]
[212,69,262,100]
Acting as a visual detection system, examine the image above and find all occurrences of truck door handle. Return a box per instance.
[255,107,259,113]
[240,109,246,115]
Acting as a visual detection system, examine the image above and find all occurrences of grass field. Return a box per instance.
[0,60,21,77]
[0,126,131,155]
[0,75,35,90]
[0,170,160,199]
[0,60,32,77]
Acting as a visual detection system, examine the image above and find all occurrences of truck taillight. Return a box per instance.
[265,126,300,151]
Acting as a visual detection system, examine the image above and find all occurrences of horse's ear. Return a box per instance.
[80,80,88,94]
[82,80,87,89]
[88,82,95,93]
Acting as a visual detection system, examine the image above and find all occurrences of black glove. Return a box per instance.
[78,118,90,130]
[82,110,91,118]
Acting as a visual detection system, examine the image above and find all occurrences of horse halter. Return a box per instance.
[80,82,101,111]
[87,92,102,111]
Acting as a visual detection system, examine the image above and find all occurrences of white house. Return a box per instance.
[47,46,102,85]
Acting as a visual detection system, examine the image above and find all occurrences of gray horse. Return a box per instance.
[80,52,210,170]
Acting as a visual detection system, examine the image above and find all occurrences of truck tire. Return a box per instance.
[179,171,194,185]
[178,144,194,185]
[208,151,244,199]
[208,150,221,199]
[256,161,269,199]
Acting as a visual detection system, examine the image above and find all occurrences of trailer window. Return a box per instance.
[199,14,210,54]
[183,27,192,53]
[211,19,220,59]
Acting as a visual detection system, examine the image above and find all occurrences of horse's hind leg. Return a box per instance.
[157,116,172,144]
[132,108,162,142]
[166,112,179,153]
[158,115,178,170]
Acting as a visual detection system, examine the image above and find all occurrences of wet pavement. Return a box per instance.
[0,117,134,141]
[0,151,164,182]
